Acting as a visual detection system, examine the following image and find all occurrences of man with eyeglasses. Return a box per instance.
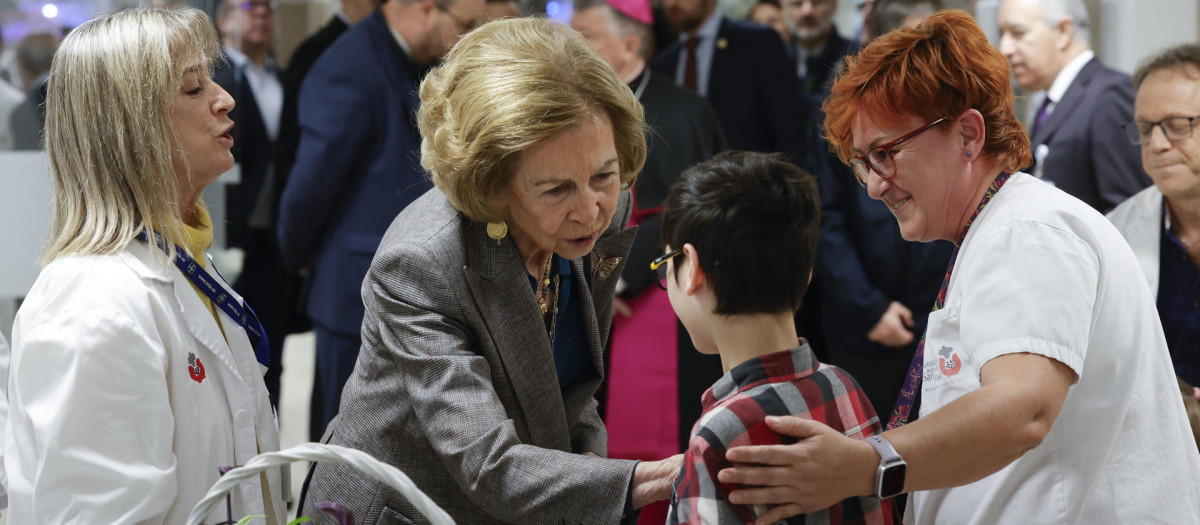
[215,0,293,412]
[997,0,1149,213]
[278,0,486,440]
[1108,42,1200,450]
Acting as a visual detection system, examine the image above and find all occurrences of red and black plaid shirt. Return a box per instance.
[667,343,894,524]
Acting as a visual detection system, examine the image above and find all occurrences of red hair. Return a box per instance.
[822,10,1031,172]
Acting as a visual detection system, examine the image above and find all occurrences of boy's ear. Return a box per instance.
[681,243,705,296]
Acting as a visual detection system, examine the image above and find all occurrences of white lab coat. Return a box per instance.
[1106,184,1163,299]
[0,331,9,509]
[6,240,285,524]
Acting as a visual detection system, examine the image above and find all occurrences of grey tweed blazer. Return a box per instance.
[302,188,641,524]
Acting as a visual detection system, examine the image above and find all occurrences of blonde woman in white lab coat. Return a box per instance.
[5,6,285,523]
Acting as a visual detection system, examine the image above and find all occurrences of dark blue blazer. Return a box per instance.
[276,15,350,192]
[792,30,857,103]
[1029,57,1151,213]
[277,10,430,335]
[651,17,806,164]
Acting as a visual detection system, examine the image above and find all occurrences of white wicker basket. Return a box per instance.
[186,442,455,525]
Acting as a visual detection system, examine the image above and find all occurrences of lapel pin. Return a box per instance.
[591,253,622,282]
[717,38,728,50]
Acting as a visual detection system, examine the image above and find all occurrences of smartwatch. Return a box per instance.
[865,435,907,499]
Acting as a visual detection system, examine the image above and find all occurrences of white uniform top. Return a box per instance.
[909,173,1200,524]
[6,240,285,524]
[0,332,8,509]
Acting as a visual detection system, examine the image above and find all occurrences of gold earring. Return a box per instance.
[487,221,508,243]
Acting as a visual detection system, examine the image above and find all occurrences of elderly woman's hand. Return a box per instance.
[631,453,684,508]
[717,417,877,525]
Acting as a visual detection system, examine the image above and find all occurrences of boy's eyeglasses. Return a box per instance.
[1124,115,1200,144]
[650,250,682,291]
[849,117,947,188]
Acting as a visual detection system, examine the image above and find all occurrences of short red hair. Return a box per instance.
[822,10,1031,173]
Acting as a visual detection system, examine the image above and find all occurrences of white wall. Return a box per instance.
[0,154,240,338]
[0,152,51,301]
[1100,0,1199,75]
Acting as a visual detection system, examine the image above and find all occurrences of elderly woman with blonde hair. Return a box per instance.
[301,16,682,523]
[6,6,285,523]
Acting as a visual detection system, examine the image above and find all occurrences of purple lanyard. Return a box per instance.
[887,172,1010,430]
[136,231,271,367]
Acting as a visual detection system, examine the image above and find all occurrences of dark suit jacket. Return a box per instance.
[10,75,47,150]
[213,50,304,395]
[793,29,857,102]
[276,15,349,186]
[277,10,430,335]
[1030,57,1151,213]
[622,68,726,294]
[651,17,806,164]
[213,49,283,249]
[302,189,640,524]
[793,30,856,147]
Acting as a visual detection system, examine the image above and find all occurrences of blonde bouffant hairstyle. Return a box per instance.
[41,6,220,264]
[418,17,647,223]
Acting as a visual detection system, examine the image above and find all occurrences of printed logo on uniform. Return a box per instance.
[937,346,961,376]
[187,352,206,383]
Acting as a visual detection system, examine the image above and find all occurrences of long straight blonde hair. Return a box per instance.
[41,6,221,264]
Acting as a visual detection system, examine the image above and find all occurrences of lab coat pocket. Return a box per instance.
[920,306,981,415]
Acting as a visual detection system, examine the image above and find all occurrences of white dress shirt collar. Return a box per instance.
[1046,49,1094,104]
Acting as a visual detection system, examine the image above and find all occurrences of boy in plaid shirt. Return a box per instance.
[657,151,893,524]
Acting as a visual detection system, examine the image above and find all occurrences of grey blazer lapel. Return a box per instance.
[579,226,639,371]
[461,220,571,450]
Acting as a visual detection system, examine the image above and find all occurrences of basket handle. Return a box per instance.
[186,442,455,525]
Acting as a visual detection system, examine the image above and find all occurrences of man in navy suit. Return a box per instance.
[215,0,293,409]
[998,0,1150,213]
[278,0,486,437]
[274,0,376,441]
[276,0,377,195]
[781,0,856,105]
[652,0,805,164]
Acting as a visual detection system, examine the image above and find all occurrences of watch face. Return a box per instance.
[880,463,907,499]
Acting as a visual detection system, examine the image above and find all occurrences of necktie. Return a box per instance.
[1032,96,1052,137]
[684,37,701,92]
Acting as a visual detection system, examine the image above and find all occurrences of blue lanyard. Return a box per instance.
[136,231,270,367]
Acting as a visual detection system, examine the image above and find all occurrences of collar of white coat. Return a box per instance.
[118,240,261,375]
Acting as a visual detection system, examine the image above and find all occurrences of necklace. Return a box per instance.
[534,254,562,343]
[535,255,553,314]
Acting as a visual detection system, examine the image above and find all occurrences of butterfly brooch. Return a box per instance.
[591,253,622,282]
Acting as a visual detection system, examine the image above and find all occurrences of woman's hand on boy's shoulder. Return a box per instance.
[718,417,877,525]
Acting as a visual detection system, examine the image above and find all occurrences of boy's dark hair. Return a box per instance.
[660,150,819,316]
